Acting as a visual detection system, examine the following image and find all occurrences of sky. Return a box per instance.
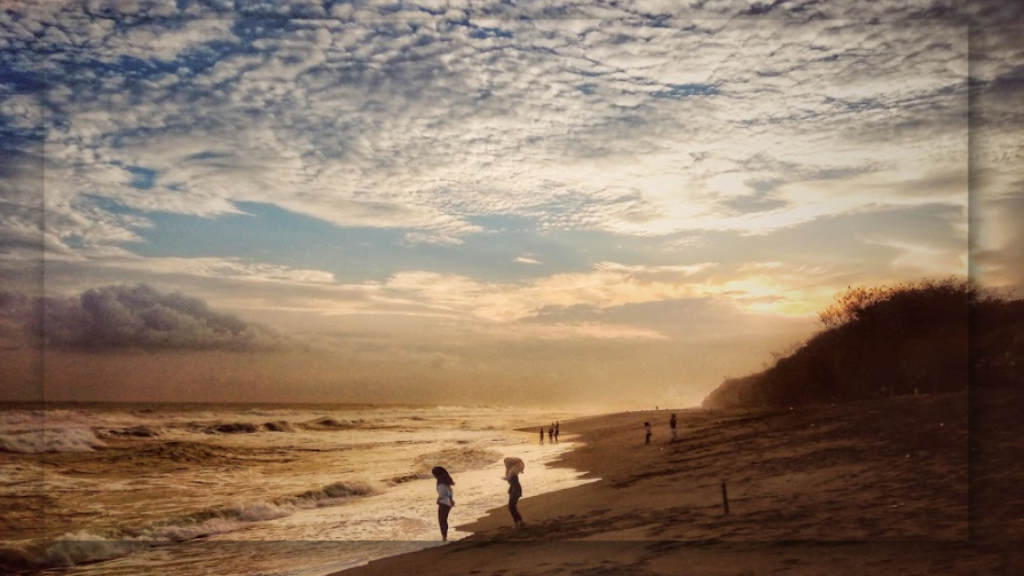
[1,0,1021,409]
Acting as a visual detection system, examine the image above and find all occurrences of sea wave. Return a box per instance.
[171,416,363,435]
[42,531,149,568]
[139,479,381,541]
[5,479,384,572]
[177,419,291,435]
[106,425,162,437]
[0,428,106,453]
[204,422,260,434]
[0,410,46,429]
[298,416,364,430]
[413,445,502,474]
[143,502,293,542]
[277,479,380,507]
[262,420,295,432]
[136,441,232,463]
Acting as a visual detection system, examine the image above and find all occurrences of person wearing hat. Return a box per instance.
[503,457,525,529]
[431,466,455,541]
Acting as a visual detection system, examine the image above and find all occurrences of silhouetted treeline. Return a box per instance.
[702,278,1023,410]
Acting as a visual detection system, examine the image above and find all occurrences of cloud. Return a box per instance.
[113,256,338,284]
[0,0,978,257]
[1,284,292,352]
[0,0,1017,407]
[0,150,45,266]
[0,1,1005,343]
[862,235,967,277]
[324,259,817,328]
[500,321,670,341]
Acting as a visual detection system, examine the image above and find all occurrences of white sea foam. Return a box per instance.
[0,427,106,453]
[44,531,148,568]
[280,479,381,506]
[146,503,294,542]
[0,404,594,576]
[22,478,388,570]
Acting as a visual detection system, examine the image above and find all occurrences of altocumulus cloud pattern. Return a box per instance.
[0,0,1021,339]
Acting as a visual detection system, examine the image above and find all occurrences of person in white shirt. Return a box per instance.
[431,466,455,541]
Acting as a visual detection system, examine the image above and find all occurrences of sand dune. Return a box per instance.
[335,389,1022,575]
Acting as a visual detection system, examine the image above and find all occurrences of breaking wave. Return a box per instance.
[0,428,106,453]
[176,416,360,434]
[204,422,260,434]
[277,480,379,507]
[42,531,148,568]
[107,425,161,437]
[299,416,364,430]
[262,420,295,432]
[8,480,383,572]
[142,479,380,541]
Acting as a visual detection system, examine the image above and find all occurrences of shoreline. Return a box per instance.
[0,406,593,576]
[331,390,1021,576]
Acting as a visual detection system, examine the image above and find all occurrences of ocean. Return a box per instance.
[0,403,596,576]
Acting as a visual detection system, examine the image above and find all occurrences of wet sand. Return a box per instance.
[334,389,1023,575]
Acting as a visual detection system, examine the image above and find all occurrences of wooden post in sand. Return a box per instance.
[721,481,730,514]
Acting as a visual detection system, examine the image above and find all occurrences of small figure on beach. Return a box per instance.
[504,457,525,529]
[431,466,455,541]
[554,421,560,442]
[548,424,554,443]
[539,427,545,445]
[644,421,652,445]
[669,413,678,443]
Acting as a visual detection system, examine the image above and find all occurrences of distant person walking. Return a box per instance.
[554,421,560,442]
[539,427,545,445]
[669,413,678,443]
[431,466,455,541]
[548,424,554,443]
[644,421,652,445]
[504,457,526,529]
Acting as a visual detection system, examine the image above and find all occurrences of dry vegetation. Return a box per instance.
[703,278,1023,409]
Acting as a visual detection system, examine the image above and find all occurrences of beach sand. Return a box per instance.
[334,389,1023,575]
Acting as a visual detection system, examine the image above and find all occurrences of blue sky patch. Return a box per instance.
[651,83,718,99]
[127,166,158,190]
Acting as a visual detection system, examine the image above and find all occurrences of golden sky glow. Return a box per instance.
[2,0,1018,408]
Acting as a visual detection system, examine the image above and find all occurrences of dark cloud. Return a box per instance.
[977,63,1024,129]
[984,64,1024,99]
[0,284,290,352]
